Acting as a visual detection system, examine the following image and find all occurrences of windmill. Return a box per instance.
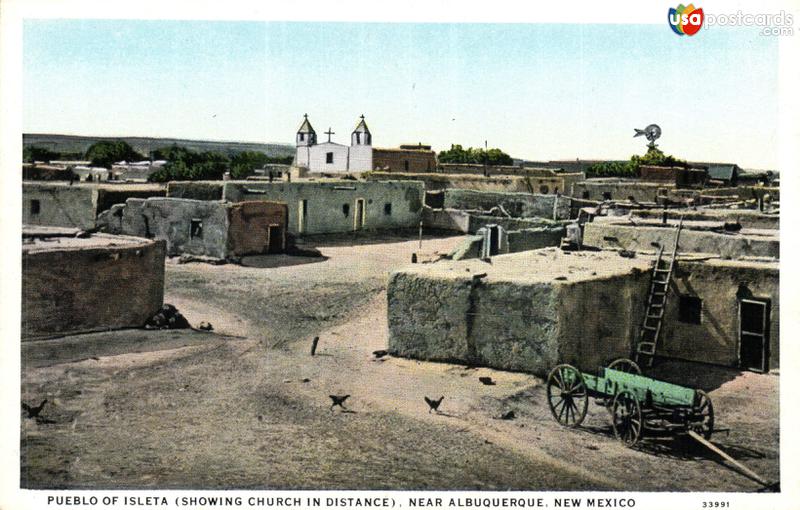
[634,124,662,150]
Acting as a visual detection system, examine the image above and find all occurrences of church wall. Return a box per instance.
[306,143,351,173]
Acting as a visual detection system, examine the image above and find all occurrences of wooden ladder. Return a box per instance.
[635,217,684,367]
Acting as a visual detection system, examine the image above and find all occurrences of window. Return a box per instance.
[678,295,702,324]
[539,185,549,194]
[404,160,409,171]
[581,191,590,199]
[355,133,361,144]
[190,219,203,239]
[384,203,392,215]
[30,199,41,215]
[602,191,612,201]
[326,152,334,164]
[342,203,350,217]
[299,133,305,141]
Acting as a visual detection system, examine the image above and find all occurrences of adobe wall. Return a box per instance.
[387,251,652,376]
[22,183,97,230]
[22,235,165,339]
[227,201,288,256]
[660,259,779,369]
[582,222,779,260]
[387,270,563,375]
[631,209,779,230]
[441,189,572,220]
[166,181,225,201]
[222,181,424,235]
[365,172,531,192]
[569,180,673,202]
[372,148,436,173]
[121,198,230,259]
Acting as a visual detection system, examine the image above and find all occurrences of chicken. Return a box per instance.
[22,399,48,419]
[424,396,444,414]
[329,395,350,410]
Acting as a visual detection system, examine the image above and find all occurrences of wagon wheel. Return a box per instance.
[546,364,588,428]
[608,358,642,375]
[612,390,643,446]
[691,389,714,439]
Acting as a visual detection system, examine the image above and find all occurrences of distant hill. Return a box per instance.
[23,133,295,159]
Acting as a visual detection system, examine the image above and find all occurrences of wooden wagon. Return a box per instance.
[546,359,714,446]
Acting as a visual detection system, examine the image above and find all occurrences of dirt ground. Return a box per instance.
[20,233,779,491]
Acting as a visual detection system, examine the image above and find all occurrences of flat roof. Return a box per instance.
[23,181,165,192]
[592,216,779,239]
[395,247,654,285]
[22,226,152,253]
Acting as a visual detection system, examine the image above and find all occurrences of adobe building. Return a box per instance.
[22,226,165,339]
[99,198,288,260]
[366,171,583,196]
[293,114,436,174]
[167,180,425,236]
[388,246,778,375]
[22,182,166,230]
[388,249,653,376]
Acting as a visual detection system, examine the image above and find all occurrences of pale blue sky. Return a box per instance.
[23,20,779,168]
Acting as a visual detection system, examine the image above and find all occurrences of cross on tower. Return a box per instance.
[324,127,335,142]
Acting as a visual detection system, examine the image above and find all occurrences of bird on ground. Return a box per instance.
[22,399,48,419]
[329,395,350,411]
[424,396,444,414]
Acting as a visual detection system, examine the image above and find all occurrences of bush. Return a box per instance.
[438,144,513,166]
[85,141,144,168]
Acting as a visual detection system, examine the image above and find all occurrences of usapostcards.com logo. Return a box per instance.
[668,4,704,36]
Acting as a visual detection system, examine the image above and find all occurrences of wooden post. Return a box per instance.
[310,336,320,356]
[418,221,423,249]
[687,431,768,486]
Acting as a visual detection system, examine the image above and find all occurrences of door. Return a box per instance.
[739,299,770,372]
[298,200,308,234]
[354,198,365,230]
[267,225,283,254]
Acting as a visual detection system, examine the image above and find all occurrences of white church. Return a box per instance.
[294,114,374,173]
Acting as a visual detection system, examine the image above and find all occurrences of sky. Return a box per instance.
[23,20,780,168]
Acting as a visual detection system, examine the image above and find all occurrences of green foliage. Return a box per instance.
[148,147,228,182]
[585,147,688,178]
[437,144,513,166]
[148,145,293,182]
[85,140,144,168]
[229,151,292,179]
[23,145,60,163]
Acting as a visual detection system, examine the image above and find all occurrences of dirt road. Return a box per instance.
[21,234,779,490]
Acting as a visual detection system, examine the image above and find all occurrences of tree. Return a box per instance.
[437,144,513,166]
[85,140,144,168]
[147,147,228,182]
[585,147,688,178]
[23,146,60,163]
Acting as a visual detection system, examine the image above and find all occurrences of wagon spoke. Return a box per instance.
[558,399,569,422]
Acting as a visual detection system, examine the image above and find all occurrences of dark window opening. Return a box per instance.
[326,152,334,164]
[404,160,409,171]
[356,133,361,144]
[30,199,41,215]
[384,203,392,215]
[366,134,371,145]
[602,191,612,201]
[581,191,590,199]
[678,295,702,324]
[539,185,549,194]
[342,203,350,217]
[190,219,203,239]
[299,133,305,141]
